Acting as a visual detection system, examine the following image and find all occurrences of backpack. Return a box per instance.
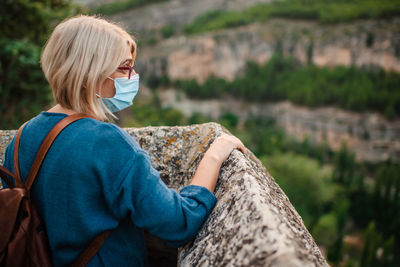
[0,114,110,267]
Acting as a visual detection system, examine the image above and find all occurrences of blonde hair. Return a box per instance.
[41,15,136,121]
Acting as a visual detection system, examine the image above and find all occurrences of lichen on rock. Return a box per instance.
[125,123,328,266]
[0,123,328,266]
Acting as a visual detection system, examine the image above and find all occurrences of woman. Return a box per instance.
[3,15,245,266]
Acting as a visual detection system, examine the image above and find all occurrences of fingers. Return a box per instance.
[219,134,246,153]
[237,142,246,153]
[205,134,247,163]
[234,137,246,153]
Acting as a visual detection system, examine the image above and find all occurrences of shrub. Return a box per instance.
[93,0,168,16]
[183,0,400,35]
[160,24,175,39]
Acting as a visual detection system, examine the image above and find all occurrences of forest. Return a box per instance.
[150,54,400,119]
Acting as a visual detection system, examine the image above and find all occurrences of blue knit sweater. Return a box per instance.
[3,112,217,266]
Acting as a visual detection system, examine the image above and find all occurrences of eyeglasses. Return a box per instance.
[118,65,135,79]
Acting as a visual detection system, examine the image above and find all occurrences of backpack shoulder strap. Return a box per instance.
[13,114,90,189]
[71,230,112,267]
[24,113,91,190]
[14,113,111,265]
[13,121,28,187]
[0,165,16,187]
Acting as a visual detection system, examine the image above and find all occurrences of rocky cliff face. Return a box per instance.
[130,14,400,163]
[75,0,400,77]
[72,1,400,163]
[137,17,400,82]
[0,124,328,266]
[159,89,400,163]
[75,0,273,40]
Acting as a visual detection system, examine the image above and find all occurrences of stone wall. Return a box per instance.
[0,123,328,266]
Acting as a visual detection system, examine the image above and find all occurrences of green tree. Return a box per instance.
[0,0,77,129]
[160,24,175,39]
[361,222,380,267]
[220,113,238,129]
[361,222,396,267]
[261,152,335,228]
[188,112,210,125]
[373,164,400,238]
[327,198,349,263]
[332,143,355,185]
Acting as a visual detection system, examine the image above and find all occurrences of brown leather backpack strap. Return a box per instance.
[71,230,112,267]
[0,166,15,187]
[13,121,28,187]
[12,113,109,266]
[24,114,91,191]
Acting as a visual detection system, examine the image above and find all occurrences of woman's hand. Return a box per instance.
[204,134,246,164]
[189,134,246,192]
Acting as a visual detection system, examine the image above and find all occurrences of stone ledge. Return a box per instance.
[0,123,328,266]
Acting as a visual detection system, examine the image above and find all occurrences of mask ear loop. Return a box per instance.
[96,86,103,98]
[94,76,118,119]
[96,90,113,115]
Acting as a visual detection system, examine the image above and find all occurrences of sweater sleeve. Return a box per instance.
[103,144,217,248]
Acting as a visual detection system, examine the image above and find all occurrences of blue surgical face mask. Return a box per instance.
[97,74,139,112]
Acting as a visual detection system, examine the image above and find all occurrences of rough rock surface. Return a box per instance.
[0,123,328,266]
[0,130,16,166]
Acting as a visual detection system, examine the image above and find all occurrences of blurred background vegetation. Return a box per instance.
[183,0,400,34]
[0,0,80,129]
[1,0,400,266]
